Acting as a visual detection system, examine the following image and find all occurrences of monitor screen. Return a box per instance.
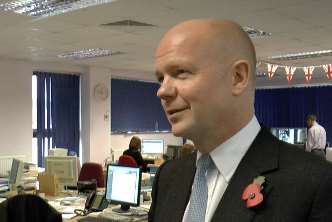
[44,156,78,187]
[142,139,164,154]
[9,159,24,187]
[105,164,141,206]
[166,145,182,160]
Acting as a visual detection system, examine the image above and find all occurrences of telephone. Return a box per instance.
[75,191,109,216]
[85,191,109,212]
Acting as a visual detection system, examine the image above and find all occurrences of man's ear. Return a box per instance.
[231,60,250,96]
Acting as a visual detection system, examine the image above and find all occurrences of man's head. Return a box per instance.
[307,114,317,128]
[155,19,256,149]
[129,136,141,151]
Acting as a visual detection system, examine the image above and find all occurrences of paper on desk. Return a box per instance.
[55,196,81,202]
[62,206,80,214]
[62,214,76,219]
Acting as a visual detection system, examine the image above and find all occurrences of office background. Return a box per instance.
[0,0,332,165]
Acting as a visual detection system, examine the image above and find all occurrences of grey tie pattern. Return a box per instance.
[187,154,211,222]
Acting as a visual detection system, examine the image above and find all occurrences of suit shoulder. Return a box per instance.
[277,139,332,174]
[157,154,195,178]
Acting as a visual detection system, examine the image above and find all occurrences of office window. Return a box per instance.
[32,76,37,164]
[32,72,80,167]
[111,79,170,133]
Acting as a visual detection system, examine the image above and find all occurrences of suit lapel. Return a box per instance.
[167,153,196,222]
[211,128,279,222]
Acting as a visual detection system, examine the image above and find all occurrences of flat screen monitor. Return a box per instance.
[105,164,141,213]
[44,156,78,187]
[166,145,182,160]
[142,139,164,155]
[9,158,24,188]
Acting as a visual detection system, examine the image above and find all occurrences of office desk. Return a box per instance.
[64,205,150,222]
[47,186,151,221]
[46,191,86,221]
[49,190,151,222]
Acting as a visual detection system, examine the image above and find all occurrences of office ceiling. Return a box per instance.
[0,0,332,86]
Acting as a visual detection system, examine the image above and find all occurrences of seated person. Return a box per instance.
[123,136,147,172]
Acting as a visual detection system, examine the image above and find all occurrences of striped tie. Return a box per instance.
[187,154,211,222]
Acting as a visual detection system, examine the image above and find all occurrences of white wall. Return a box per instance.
[81,66,111,164]
[0,59,87,162]
[0,60,33,161]
[0,59,182,166]
[0,59,175,166]
[110,133,183,161]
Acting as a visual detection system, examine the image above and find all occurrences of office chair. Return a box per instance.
[0,194,62,222]
[78,162,105,188]
[118,155,138,167]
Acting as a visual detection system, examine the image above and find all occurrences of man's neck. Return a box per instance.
[193,114,254,154]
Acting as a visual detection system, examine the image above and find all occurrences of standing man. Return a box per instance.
[149,19,332,222]
[306,114,327,158]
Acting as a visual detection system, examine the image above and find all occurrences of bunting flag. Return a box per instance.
[285,66,296,83]
[260,62,332,82]
[303,66,314,82]
[267,64,278,79]
[323,64,332,79]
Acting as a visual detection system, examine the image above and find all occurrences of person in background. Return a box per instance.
[123,136,147,171]
[148,18,332,222]
[180,143,195,158]
[306,114,327,158]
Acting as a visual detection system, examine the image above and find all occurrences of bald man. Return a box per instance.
[148,19,332,222]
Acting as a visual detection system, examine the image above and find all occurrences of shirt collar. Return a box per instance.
[197,116,261,183]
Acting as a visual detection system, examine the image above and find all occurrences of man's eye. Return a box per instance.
[175,69,190,78]
[176,69,187,74]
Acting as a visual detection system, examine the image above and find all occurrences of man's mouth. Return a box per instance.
[167,108,188,117]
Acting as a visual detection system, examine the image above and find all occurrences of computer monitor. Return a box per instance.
[142,139,164,155]
[44,156,78,187]
[166,145,182,160]
[48,148,68,157]
[105,164,141,213]
[9,158,24,189]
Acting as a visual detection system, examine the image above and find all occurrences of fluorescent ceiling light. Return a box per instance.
[268,50,332,61]
[58,48,122,60]
[0,0,117,17]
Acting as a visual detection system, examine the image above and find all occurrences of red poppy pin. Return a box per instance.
[242,176,265,208]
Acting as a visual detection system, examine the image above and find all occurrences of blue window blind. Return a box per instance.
[111,79,170,133]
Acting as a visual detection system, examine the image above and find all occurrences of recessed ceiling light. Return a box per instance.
[268,50,332,61]
[242,26,271,38]
[0,0,117,17]
[58,48,122,60]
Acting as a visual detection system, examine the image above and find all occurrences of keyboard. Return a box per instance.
[128,208,149,216]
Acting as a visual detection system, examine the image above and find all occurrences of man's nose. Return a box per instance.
[156,77,177,101]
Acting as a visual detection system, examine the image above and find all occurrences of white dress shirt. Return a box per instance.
[306,121,326,152]
[182,116,261,222]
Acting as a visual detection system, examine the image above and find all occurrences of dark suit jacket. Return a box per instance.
[148,128,332,221]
